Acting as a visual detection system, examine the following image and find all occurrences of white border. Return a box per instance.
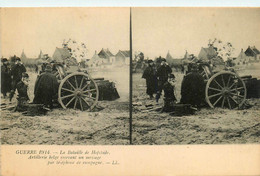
[0,0,260,7]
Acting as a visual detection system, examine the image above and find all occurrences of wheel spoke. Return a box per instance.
[81,97,90,107]
[227,97,231,109]
[214,79,223,89]
[221,75,225,87]
[221,96,226,108]
[73,98,78,109]
[229,96,238,104]
[83,89,96,93]
[208,87,222,92]
[228,81,237,89]
[226,75,231,87]
[213,95,222,106]
[74,76,78,88]
[79,76,84,89]
[65,97,75,107]
[230,87,244,92]
[61,94,74,100]
[61,87,74,93]
[66,79,76,90]
[209,92,223,99]
[81,81,90,91]
[79,98,83,111]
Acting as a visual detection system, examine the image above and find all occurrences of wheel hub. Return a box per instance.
[74,89,82,97]
[222,87,230,96]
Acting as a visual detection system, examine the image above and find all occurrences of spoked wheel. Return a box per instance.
[58,72,99,111]
[205,71,247,109]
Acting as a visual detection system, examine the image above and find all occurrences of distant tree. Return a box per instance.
[63,39,88,63]
[208,38,235,61]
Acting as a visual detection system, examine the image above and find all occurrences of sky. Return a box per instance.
[1,7,260,60]
[0,8,130,59]
[132,8,260,59]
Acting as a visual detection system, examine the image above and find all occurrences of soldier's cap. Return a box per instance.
[45,64,52,72]
[168,74,175,79]
[16,57,21,61]
[22,72,29,78]
[1,58,8,62]
[148,59,153,63]
[161,58,166,62]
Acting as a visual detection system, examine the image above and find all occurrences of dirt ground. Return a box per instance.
[0,67,130,145]
[132,66,260,145]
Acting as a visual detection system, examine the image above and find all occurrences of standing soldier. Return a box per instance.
[33,64,59,109]
[1,58,12,98]
[9,57,27,101]
[156,58,172,102]
[142,60,157,99]
[180,64,205,108]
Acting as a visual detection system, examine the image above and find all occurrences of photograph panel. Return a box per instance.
[0,7,130,145]
[132,7,260,144]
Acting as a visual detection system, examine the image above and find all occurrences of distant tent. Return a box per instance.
[166,51,173,60]
[38,50,44,59]
[20,50,27,61]
[183,50,189,60]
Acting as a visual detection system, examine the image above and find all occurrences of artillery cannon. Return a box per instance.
[51,63,119,111]
[187,61,248,109]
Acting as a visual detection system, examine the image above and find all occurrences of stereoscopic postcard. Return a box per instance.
[0,6,259,176]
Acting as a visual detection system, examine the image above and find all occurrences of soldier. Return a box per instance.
[16,72,30,112]
[161,73,177,112]
[156,58,172,102]
[33,64,59,109]
[1,58,12,98]
[9,57,27,101]
[180,64,205,108]
[142,60,157,99]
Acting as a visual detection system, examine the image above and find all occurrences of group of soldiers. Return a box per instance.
[1,57,59,111]
[142,58,205,112]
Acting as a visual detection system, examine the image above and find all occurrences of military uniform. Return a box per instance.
[16,80,30,112]
[1,61,12,97]
[9,60,26,100]
[33,66,59,108]
[180,71,205,107]
[156,63,172,102]
[142,64,157,98]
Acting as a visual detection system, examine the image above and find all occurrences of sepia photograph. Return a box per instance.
[0,8,130,145]
[132,7,260,144]
[1,5,260,176]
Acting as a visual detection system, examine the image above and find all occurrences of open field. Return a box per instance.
[132,66,260,144]
[0,67,129,145]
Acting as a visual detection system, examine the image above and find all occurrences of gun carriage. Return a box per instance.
[188,61,248,109]
[52,63,119,111]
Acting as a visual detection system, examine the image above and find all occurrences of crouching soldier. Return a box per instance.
[161,74,177,112]
[16,72,30,112]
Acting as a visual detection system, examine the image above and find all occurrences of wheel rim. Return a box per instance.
[58,72,99,111]
[205,71,247,109]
